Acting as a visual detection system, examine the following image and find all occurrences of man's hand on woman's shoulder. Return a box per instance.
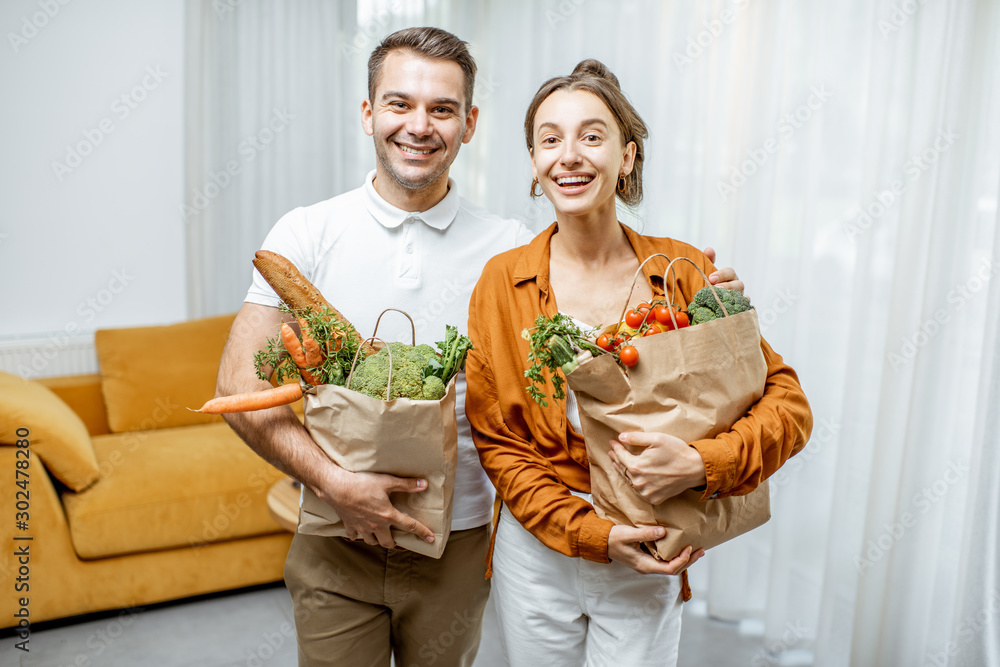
[701,246,745,293]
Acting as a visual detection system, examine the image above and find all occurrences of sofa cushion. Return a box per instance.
[40,374,111,436]
[61,422,287,559]
[0,371,100,491]
[95,313,236,433]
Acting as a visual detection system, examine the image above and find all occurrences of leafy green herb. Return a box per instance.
[523,313,604,407]
[253,303,361,387]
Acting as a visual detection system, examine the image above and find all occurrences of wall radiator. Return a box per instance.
[0,334,99,379]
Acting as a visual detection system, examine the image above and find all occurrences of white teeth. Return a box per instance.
[399,145,434,155]
[556,176,593,186]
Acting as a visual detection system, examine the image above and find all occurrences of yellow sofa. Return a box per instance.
[0,314,294,628]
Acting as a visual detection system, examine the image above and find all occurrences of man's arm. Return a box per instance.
[217,302,434,547]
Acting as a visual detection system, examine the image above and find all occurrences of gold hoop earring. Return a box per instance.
[531,179,543,198]
[618,175,627,193]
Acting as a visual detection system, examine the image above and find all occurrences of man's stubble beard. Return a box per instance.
[373,133,454,192]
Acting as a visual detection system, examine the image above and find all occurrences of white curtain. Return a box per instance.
[186,1,1000,664]
[184,0,360,316]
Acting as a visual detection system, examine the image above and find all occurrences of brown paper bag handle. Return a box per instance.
[372,308,416,345]
[346,336,394,400]
[616,252,675,327]
[616,253,732,330]
[663,256,732,319]
[344,309,423,400]
[661,256,745,354]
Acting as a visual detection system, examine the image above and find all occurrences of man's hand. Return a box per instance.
[312,467,434,548]
[701,246,744,292]
[607,524,705,575]
[608,432,707,505]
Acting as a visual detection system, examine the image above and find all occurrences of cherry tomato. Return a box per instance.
[637,303,656,324]
[619,345,639,367]
[624,309,645,329]
[643,326,660,337]
[596,334,614,351]
[653,305,675,326]
[675,312,690,328]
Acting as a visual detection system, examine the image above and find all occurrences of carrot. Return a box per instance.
[280,322,308,367]
[281,322,321,385]
[326,334,342,356]
[190,383,303,414]
[297,317,324,368]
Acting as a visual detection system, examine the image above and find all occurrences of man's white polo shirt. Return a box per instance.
[246,170,534,530]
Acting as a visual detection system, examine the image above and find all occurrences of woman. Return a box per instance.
[465,60,813,665]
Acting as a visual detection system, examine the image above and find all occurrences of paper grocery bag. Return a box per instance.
[568,285,770,560]
[296,377,457,559]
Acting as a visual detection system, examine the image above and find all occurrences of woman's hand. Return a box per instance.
[607,524,705,574]
[609,432,708,505]
[702,247,744,292]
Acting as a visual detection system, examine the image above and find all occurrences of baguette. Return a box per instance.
[253,250,375,356]
[253,250,333,313]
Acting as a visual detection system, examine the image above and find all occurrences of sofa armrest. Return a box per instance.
[39,374,110,437]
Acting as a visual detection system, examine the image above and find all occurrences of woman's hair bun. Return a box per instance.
[570,59,621,89]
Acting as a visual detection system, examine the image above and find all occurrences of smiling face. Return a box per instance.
[530,89,636,221]
[362,49,478,210]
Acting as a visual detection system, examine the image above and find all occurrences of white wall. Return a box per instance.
[0,0,186,345]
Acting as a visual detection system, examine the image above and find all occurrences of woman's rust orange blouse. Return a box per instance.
[465,222,813,565]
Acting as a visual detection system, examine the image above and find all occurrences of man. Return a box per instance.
[218,26,741,667]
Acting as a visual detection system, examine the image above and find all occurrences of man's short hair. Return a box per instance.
[367,27,477,112]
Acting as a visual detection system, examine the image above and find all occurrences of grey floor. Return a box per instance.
[9,584,782,666]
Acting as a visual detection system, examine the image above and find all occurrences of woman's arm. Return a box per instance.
[689,339,812,499]
[465,257,616,563]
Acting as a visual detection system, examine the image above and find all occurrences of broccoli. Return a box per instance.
[345,327,472,401]
[348,343,447,400]
[409,343,444,376]
[412,343,440,364]
[422,375,446,401]
[687,304,718,326]
[688,286,754,325]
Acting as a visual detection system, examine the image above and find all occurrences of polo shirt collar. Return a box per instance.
[362,169,459,231]
[513,221,668,297]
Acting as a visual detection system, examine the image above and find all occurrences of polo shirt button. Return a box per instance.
[405,244,414,254]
